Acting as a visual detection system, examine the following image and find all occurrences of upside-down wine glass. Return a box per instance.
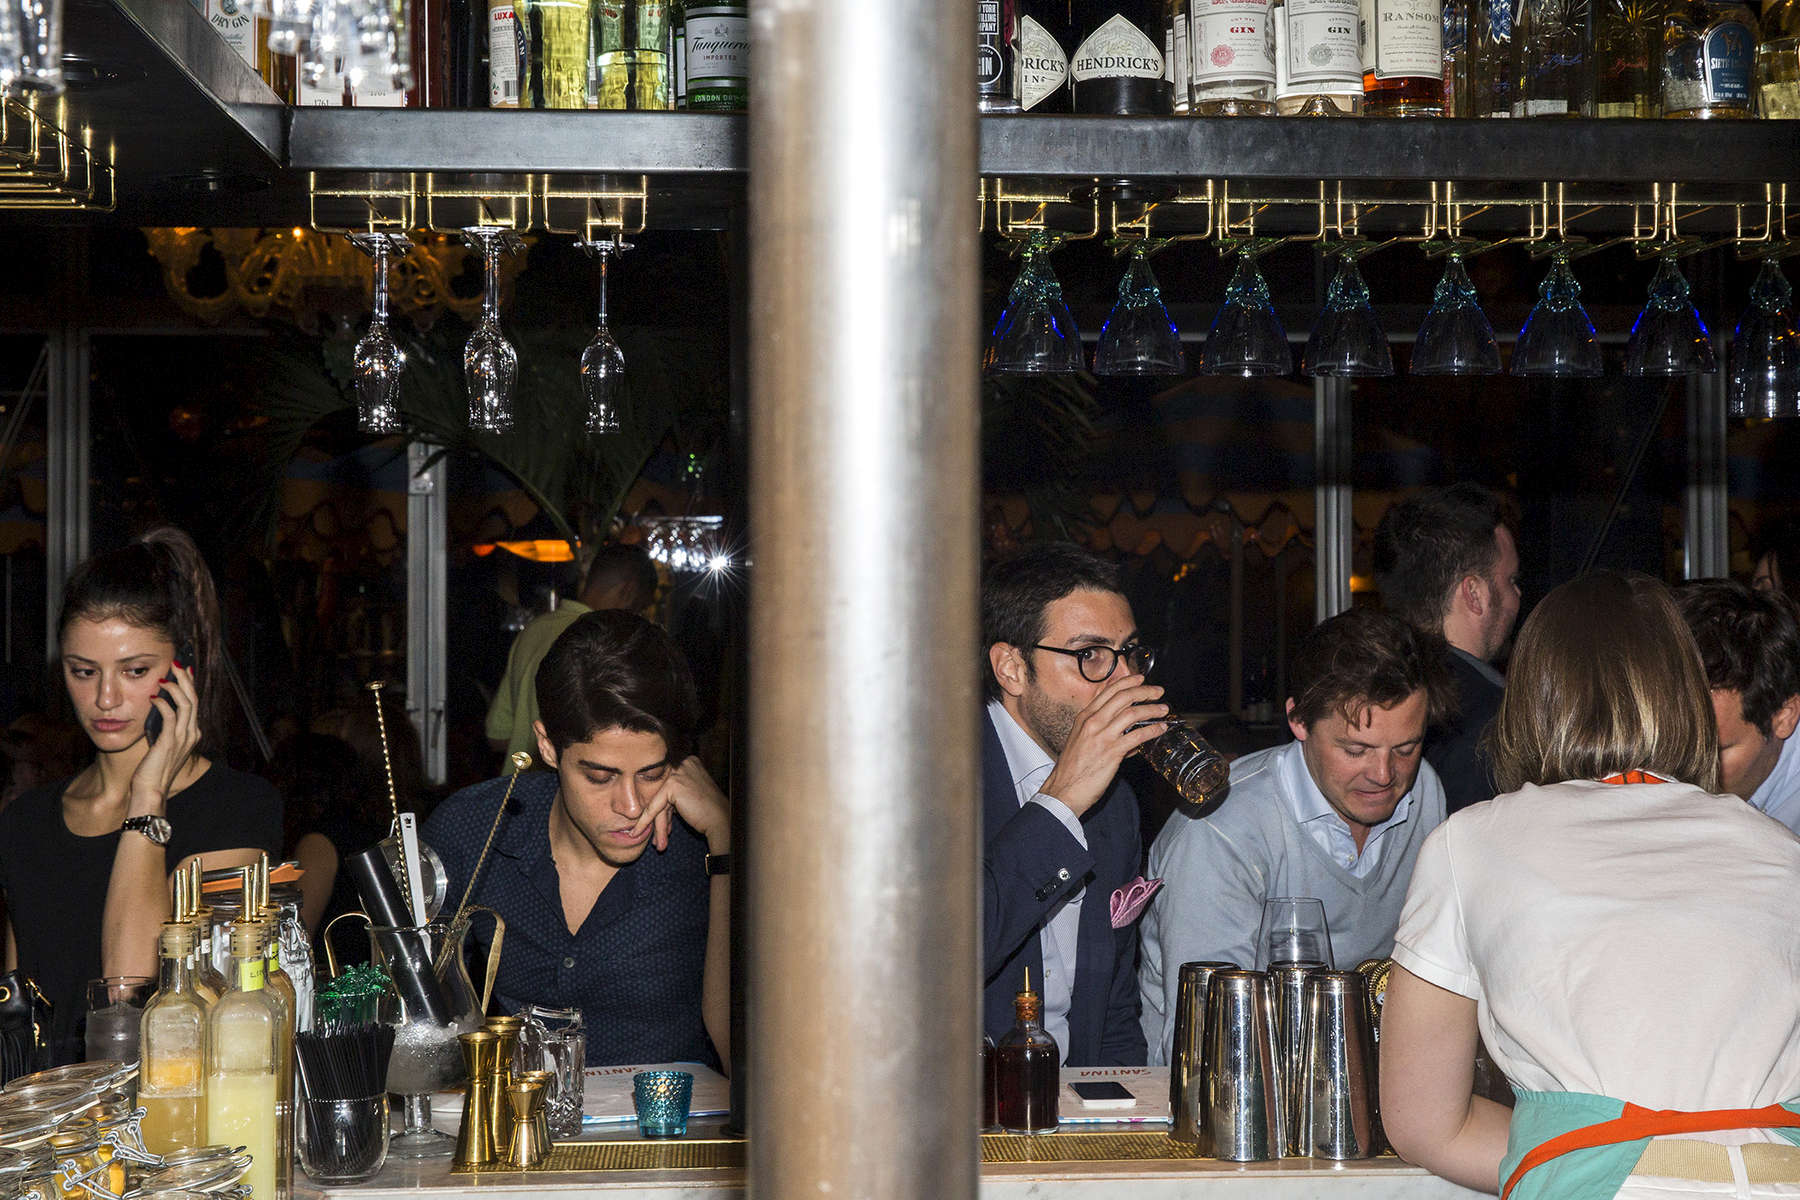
[1512,246,1603,378]
[985,232,1084,375]
[461,226,524,434]
[1623,252,1716,376]
[1303,248,1393,377]
[1730,257,1800,418]
[576,234,633,435]
[348,231,411,435]
[1094,241,1184,376]
[1201,243,1293,377]
[1411,248,1502,375]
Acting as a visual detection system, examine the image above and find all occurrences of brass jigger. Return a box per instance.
[484,1016,524,1156]
[455,1031,501,1168]
[520,1069,556,1148]
[506,1079,550,1169]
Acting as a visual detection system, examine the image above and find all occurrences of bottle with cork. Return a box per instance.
[995,968,1059,1134]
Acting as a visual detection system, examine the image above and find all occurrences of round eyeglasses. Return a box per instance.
[1029,641,1157,683]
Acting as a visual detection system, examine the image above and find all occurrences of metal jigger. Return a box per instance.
[521,1070,556,1149]
[506,1080,550,1169]
[484,1016,524,1157]
[454,1032,500,1168]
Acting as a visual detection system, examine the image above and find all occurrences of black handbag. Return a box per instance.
[0,970,51,1085]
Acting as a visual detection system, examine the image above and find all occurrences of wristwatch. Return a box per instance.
[121,815,172,846]
[704,851,731,877]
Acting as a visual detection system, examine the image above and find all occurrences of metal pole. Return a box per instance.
[45,326,90,657]
[1228,515,1244,716]
[746,0,979,1197]
[1683,251,1729,581]
[405,441,447,785]
[1314,376,1352,621]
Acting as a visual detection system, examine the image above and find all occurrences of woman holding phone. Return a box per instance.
[0,528,281,1062]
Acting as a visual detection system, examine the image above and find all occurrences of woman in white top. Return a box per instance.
[1380,571,1800,1200]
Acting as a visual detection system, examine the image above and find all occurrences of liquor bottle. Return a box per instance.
[139,924,206,1155]
[1765,0,1799,37]
[1511,0,1592,112]
[1467,0,1513,114]
[519,0,592,108]
[685,3,750,110]
[1593,0,1659,114]
[1166,0,1191,112]
[205,924,284,1200]
[489,0,530,107]
[596,1,675,110]
[669,5,687,107]
[1188,0,1279,112]
[1760,22,1800,114]
[1016,0,1075,110]
[981,0,1021,111]
[1359,0,1446,113]
[184,866,228,1005]
[1660,0,1758,116]
[1274,0,1364,111]
[1071,0,1172,112]
[1440,0,1468,113]
[204,0,258,74]
[995,970,1059,1135]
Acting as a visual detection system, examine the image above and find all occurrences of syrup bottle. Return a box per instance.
[995,968,1059,1134]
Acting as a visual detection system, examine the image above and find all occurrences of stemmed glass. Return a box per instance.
[1512,246,1603,378]
[1729,257,1800,418]
[985,232,1083,375]
[1412,248,1502,375]
[1201,243,1293,377]
[1302,248,1393,377]
[348,232,411,435]
[460,226,524,434]
[1094,241,1184,376]
[576,235,633,435]
[1624,252,1717,376]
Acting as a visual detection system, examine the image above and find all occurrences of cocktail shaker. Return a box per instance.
[1300,970,1377,1160]
[1203,969,1283,1162]
[1169,960,1236,1148]
[1270,960,1323,1155]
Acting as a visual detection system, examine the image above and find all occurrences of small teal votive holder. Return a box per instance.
[632,1070,694,1137]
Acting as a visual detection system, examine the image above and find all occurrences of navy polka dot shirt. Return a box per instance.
[422,771,717,1068]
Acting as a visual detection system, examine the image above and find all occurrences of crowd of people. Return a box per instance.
[4,495,1800,1198]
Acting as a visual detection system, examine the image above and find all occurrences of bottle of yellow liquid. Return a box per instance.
[139,922,207,1154]
[185,862,227,1004]
[206,923,284,1200]
[253,865,297,1200]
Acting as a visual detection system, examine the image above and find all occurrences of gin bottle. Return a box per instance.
[1017,0,1076,110]
[684,2,749,110]
[1467,0,1515,115]
[1594,0,1659,114]
[980,0,1021,111]
[1072,0,1172,112]
[595,0,674,109]
[1660,0,1758,116]
[1188,0,1279,112]
[1275,0,1363,112]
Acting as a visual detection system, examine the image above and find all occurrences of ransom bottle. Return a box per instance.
[995,971,1059,1135]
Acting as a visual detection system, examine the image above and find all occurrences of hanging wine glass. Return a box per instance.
[576,235,634,436]
[985,232,1083,375]
[1512,246,1603,378]
[1411,248,1502,376]
[347,231,411,435]
[1730,257,1800,419]
[1624,252,1716,377]
[1201,244,1293,377]
[460,226,524,434]
[1303,248,1393,378]
[1094,241,1184,376]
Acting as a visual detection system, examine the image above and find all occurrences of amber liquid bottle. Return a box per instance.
[995,973,1059,1135]
[1359,0,1446,113]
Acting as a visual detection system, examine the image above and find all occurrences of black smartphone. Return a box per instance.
[1070,1080,1135,1104]
[144,643,195,746]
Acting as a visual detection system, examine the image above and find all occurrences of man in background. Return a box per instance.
[487,542,659,761]
[1371,483,1521,814]
[1676,578,1800,835]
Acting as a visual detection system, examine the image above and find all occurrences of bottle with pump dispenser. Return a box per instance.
[995,969,1060,1135]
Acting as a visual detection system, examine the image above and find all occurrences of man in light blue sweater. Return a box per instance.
[1138,608,1455,1065]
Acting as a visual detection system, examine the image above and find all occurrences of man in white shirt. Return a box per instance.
[982,543,1167,1066]
[1137,608,1454,1065]
[1675,578,1800,835]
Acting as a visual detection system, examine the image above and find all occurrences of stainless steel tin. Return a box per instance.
[1204,969,1284,1162]
[1300,970,1378,1160]
[1169,960,1235,1149]
[1269,960,1323,1156]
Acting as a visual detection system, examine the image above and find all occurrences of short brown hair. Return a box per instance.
[1287,608,1454,731]
[1488,571,1719,795]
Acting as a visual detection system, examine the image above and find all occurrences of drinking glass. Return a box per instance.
[519,1005,585,1139]
[1303,251,1393,378]
[3,0,64,94]
[348,232,410,435]
[984,233,1083,375]
[1094,242,1184,376]
[577,236,632,436]
[1729,257,1800,419]
[84,976,153,1065]
[1201,246,1293,377]
[1512,247,1603,378]
[461,226,523,435]
[1412,250,1502,375]
[1624,253,1716,377]
[1254,898,1333,970]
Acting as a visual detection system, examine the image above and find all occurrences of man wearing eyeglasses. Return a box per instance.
[982,542,1166,1066]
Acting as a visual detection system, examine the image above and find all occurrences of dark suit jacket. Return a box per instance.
[982,710,1147,1066]
[1425,647,1505,815]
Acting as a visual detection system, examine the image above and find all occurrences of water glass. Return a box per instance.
[632,1070,693,1138]
[1255,897,1333,970]
[297,1095,389,1183]
[84,976,152,1065]
[520,1005,585,1138]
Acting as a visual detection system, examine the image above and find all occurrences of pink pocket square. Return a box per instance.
[1110,876,1163,929]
